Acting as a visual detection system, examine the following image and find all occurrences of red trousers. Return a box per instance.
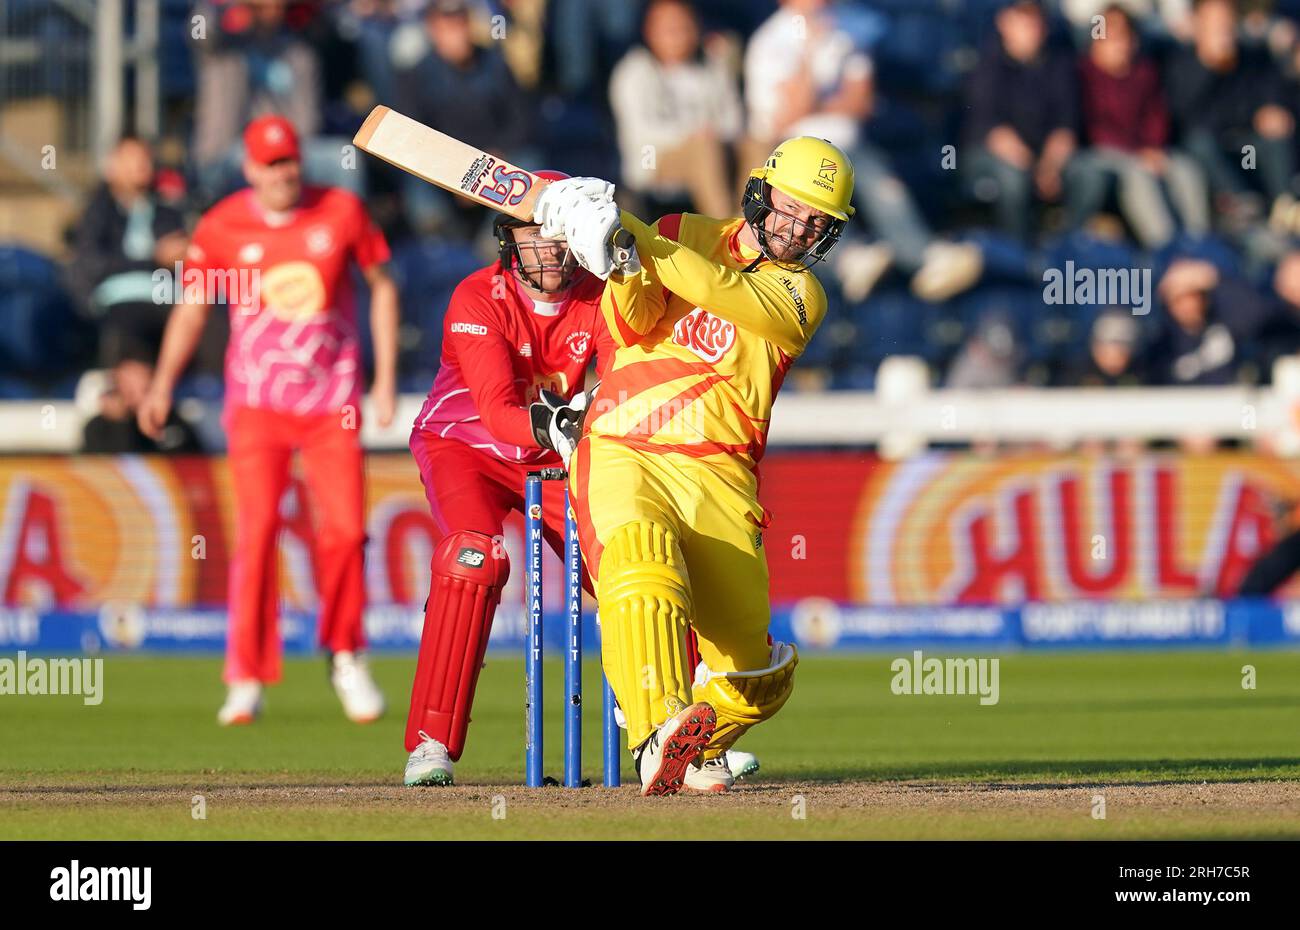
[225,406,367,683]
[409,431,570,562]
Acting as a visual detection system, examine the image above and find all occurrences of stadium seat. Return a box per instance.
[0,245,88,379]
[853,286,933,367]
[391,238,484,374]
[0,377,38,400]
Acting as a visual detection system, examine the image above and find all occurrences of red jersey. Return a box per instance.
[413,265,615,463]
[185,185,391,416]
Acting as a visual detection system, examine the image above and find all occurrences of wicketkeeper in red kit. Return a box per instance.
[139,115,400,726]
[401,170,617,786]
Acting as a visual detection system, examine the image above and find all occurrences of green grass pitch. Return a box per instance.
[1,650,1297,839]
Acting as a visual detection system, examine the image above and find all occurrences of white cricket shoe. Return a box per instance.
[633,701,716,797]
[683,753,735,793]
[404,731,454,786]
[330,651,386,723]
[217,680,263,726]
[725,749,760,780]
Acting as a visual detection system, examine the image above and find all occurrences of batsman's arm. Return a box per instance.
[602,260,667,348]
[139,301,211,438]
[617,210,824,355]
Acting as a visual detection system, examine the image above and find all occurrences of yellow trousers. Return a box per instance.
[569,433,773,746]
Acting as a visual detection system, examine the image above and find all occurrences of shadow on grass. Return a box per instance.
[760,756,1300,786]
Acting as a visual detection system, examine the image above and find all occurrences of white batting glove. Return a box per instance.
[563,199,623,279]
[533,177,615,238]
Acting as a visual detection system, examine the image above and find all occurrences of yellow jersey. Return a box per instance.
[585,210,827,472]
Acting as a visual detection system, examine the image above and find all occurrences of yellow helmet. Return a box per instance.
[741,137,855,269]
[749,136,855,221]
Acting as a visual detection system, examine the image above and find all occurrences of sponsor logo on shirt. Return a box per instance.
[779,275,808,324]
[520,342,532,357]
[566,330,591,361]
[673,307,736,364]
[450,322,489,335]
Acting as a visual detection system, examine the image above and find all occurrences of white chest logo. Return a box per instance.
[306,227,334,255]
[566,330,591,361]
[673,308,736,364]
[238,243,264,264]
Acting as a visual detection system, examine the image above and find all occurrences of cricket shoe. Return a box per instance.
[725,749,760,780]
[683,753,734,793]
[217,680,263,726]
[404,731,454,786]
[633,701,717,797]
[330,651,386,723]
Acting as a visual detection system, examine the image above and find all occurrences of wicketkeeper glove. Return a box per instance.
[528,388,593,467]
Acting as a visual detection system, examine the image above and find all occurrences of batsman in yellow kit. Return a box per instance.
[528,137,855,795]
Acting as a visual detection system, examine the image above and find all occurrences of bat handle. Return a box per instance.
[610,226,639,276]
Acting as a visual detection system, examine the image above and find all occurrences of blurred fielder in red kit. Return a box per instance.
[140,114,399,726]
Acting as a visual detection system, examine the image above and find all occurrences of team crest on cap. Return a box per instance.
[818,158,838,183]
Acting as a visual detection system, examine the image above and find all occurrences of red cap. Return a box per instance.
[243,114,300,165]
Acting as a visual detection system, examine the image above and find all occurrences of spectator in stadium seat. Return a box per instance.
[965,0,1080,243]
[1055,308,1148,386]
[609,0,744,219]
[1148,257,1274,385]
[1066,4,1209,248]
[945,313,1022,389]
[67,136,189,368]
[1247,251,1300,375]
[191,1,323,197]
[1058,0,1194,42]
[394,0,535,233]
[744,0,983,303]
[1166,0,1296,227]
[82,356,202,455]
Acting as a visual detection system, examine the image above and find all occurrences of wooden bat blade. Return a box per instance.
[353,105,546,222]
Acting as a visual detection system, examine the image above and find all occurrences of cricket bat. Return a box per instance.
[353,105,548,222]
[354,104,636,264]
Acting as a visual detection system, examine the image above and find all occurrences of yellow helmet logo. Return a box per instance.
[753,136,855,221]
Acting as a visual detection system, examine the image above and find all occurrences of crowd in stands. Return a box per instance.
[14,0,1300,449]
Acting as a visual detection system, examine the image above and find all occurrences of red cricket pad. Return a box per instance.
[404,530,510,757]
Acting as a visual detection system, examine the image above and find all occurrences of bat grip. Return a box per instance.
[610,226,639,275]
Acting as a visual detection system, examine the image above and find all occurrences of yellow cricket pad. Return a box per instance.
[694,642,798,756]
[598,521,695,748]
